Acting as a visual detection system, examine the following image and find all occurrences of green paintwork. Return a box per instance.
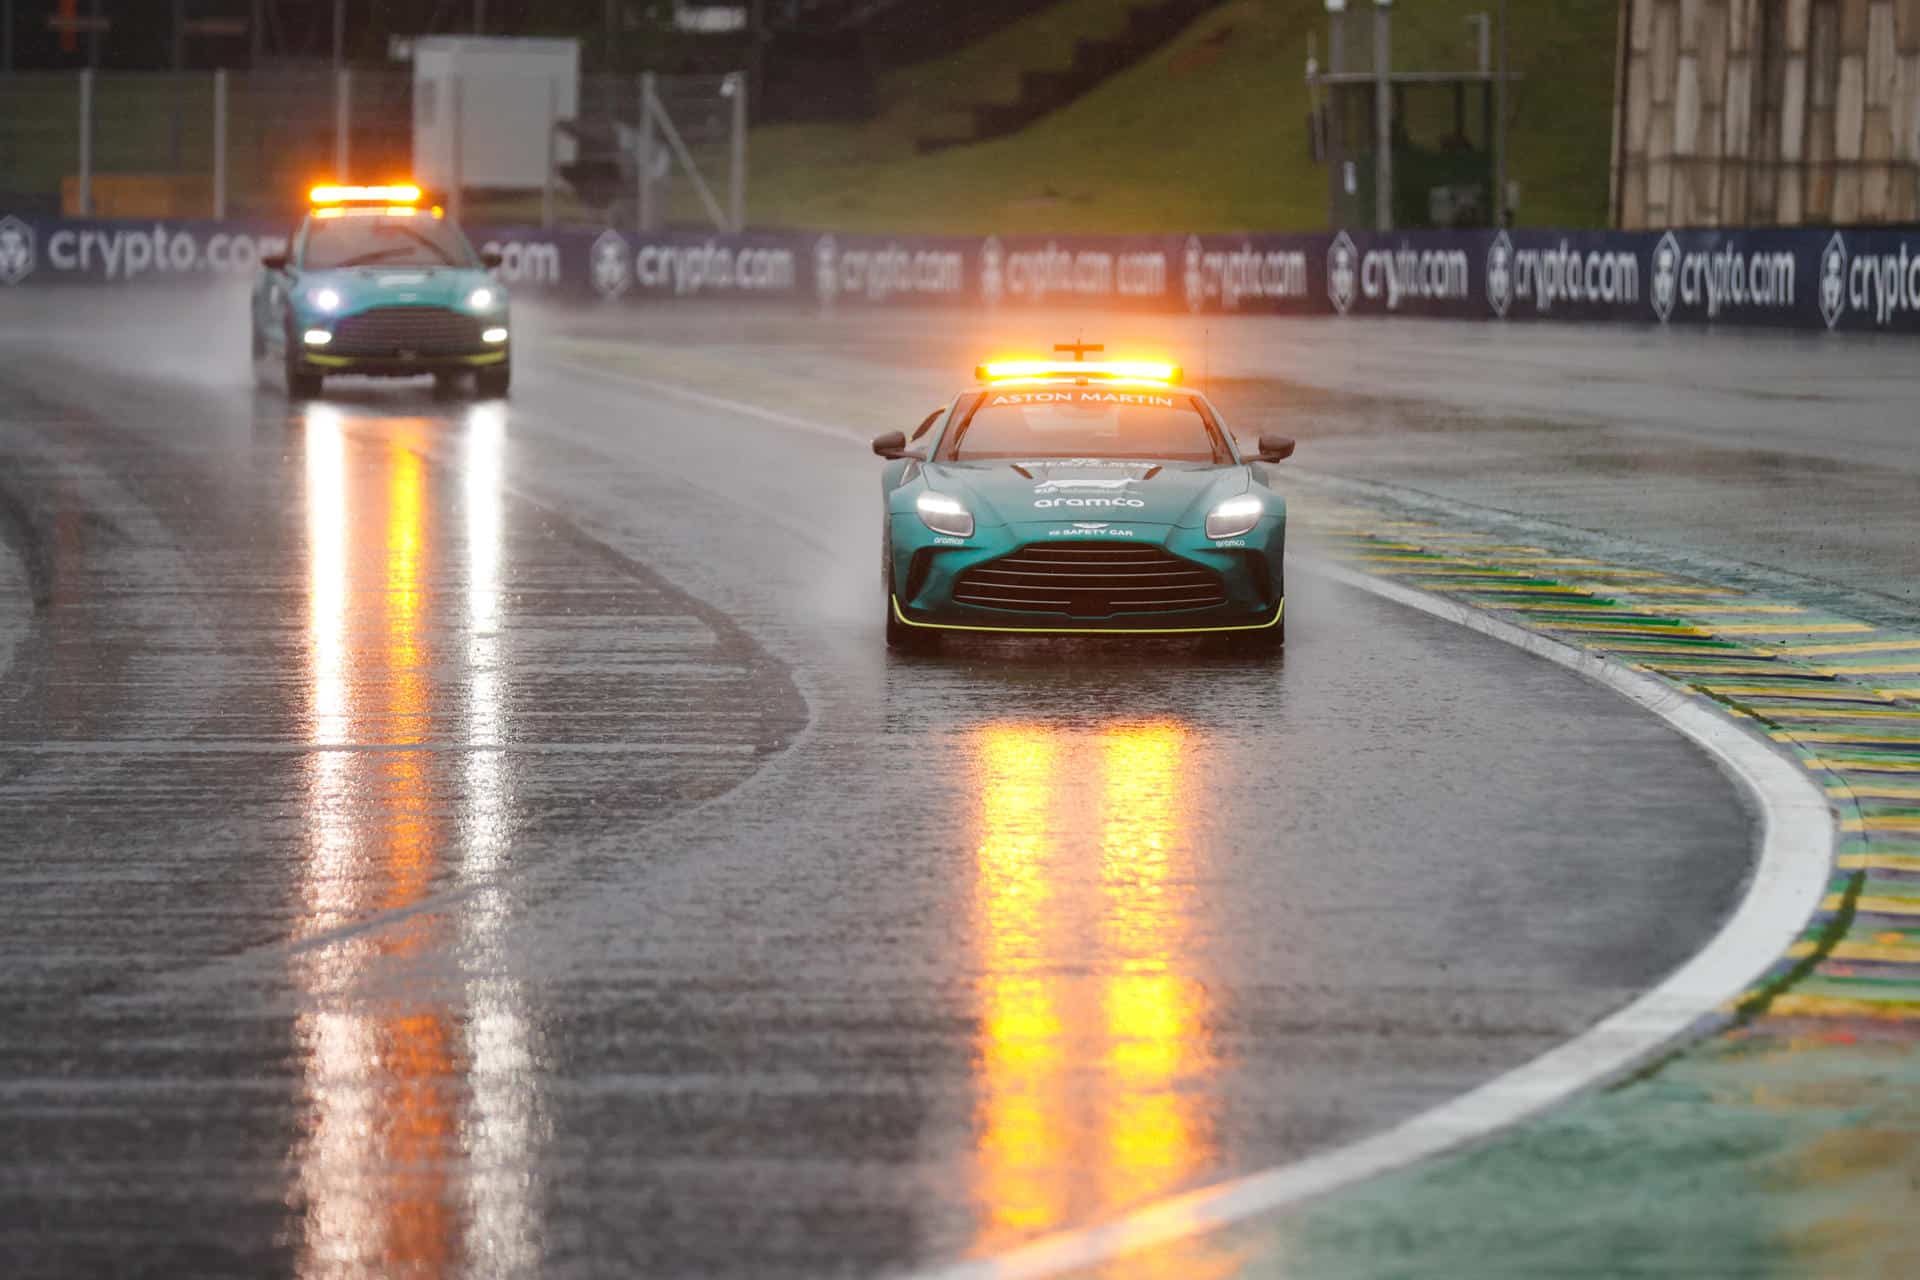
[877,380,1287,636]
[250,208,509,384]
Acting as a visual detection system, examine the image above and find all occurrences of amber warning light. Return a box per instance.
[309,183,424,206]
[974,360,1183,385]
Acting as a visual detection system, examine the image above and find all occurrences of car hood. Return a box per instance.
[301,265,496,311]
[923,459,1249,529]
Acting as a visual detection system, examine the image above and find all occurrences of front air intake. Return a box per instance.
[329,306,484,355]
[953,542,1227,618]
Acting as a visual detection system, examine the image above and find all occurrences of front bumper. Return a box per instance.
[888,518,1285,636]
[300,347,508,376]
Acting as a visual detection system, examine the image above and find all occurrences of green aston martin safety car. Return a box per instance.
[872,349,1294,652]
[251,184,511,400]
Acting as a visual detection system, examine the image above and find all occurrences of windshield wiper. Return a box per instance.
[330,247,426,268]
[331,226,459,270]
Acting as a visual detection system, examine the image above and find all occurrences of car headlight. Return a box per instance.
[916,491,974,538]
[1205,494,1264,539]
[309,287,342,312]
[468,287,497,310]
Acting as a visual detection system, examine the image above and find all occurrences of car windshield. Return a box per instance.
[302,215,472,270]
[941,387,1229,463]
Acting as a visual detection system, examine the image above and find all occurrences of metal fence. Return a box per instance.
[0,68,747,232]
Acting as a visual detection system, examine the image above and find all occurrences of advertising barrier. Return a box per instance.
[1,210,1916,333]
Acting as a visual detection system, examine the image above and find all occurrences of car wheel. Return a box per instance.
[883,549,937,653]
[284,326,322,400]
[1228,610,1285,656]
[476,365,511,398]
[432,372,464,400]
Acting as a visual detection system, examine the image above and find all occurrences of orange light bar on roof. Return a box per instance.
[975,359,1183,385]
[309,183,423,206]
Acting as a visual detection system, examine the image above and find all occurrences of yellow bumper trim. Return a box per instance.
[306,351,507,369]
[890,596,1283,636]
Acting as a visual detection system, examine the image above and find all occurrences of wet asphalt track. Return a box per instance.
[0,292,1754,1278]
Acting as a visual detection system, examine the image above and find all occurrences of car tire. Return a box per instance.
[883,548,937,653]
[284,326,322,400]
[432,372,464,400]
[1228,609,1285,656]
[476,365,511,398]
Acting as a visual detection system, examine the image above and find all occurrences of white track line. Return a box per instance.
[550,362,1836,1280]
[551,358,869,444]
[906,559,1834,1280]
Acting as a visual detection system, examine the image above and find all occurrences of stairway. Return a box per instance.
[915,0,1219,154]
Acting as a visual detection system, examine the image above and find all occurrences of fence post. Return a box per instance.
[1494,0,1509,226]
[638,72,657,232]
[213,69,229,219]
[450,75,464,223]
[1372,0,1392,232]
[77,68,93,216]
[728,70,747,233]
[334,67,351,180]
[1326,1,1346,228]
[542,75,557,229]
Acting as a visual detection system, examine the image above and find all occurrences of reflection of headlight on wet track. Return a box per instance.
[303,329,333,346]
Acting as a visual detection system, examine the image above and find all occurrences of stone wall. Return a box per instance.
[1614,0,1920,227]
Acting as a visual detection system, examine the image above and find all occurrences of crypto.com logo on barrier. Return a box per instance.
[811,234,965,306]
[1823,230,1920,329]
[1485,231,1514,317]
[591,229,632,299]
[1327,231,1358,314]
[1650,229,1797,324]
[1327,230,1471,314]
[1488,231,1641,319]
[0,216,36,286]
[981,236,1167,306]
[1183,236,1311,312]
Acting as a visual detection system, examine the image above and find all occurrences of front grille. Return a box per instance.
[953,542,1227,617]
[329,306,484,356]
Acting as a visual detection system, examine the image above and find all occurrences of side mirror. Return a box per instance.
[262,254,288,272]
[1255,433,1296,462]
[480,249,504,270]
[872,431,923,460]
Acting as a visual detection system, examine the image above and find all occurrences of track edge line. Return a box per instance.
[901,554,1835,1280]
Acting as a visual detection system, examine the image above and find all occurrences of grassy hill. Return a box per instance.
[735,0,1619,234]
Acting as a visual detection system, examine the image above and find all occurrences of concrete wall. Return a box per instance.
[1614,0,1920,227]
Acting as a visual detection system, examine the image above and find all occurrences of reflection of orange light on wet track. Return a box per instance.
[966,721,1225,1269]
[973,726,1070,1239]
[1096,724,1230,1276]
[1099,723,1204,1197]
[294,410,534,1276]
